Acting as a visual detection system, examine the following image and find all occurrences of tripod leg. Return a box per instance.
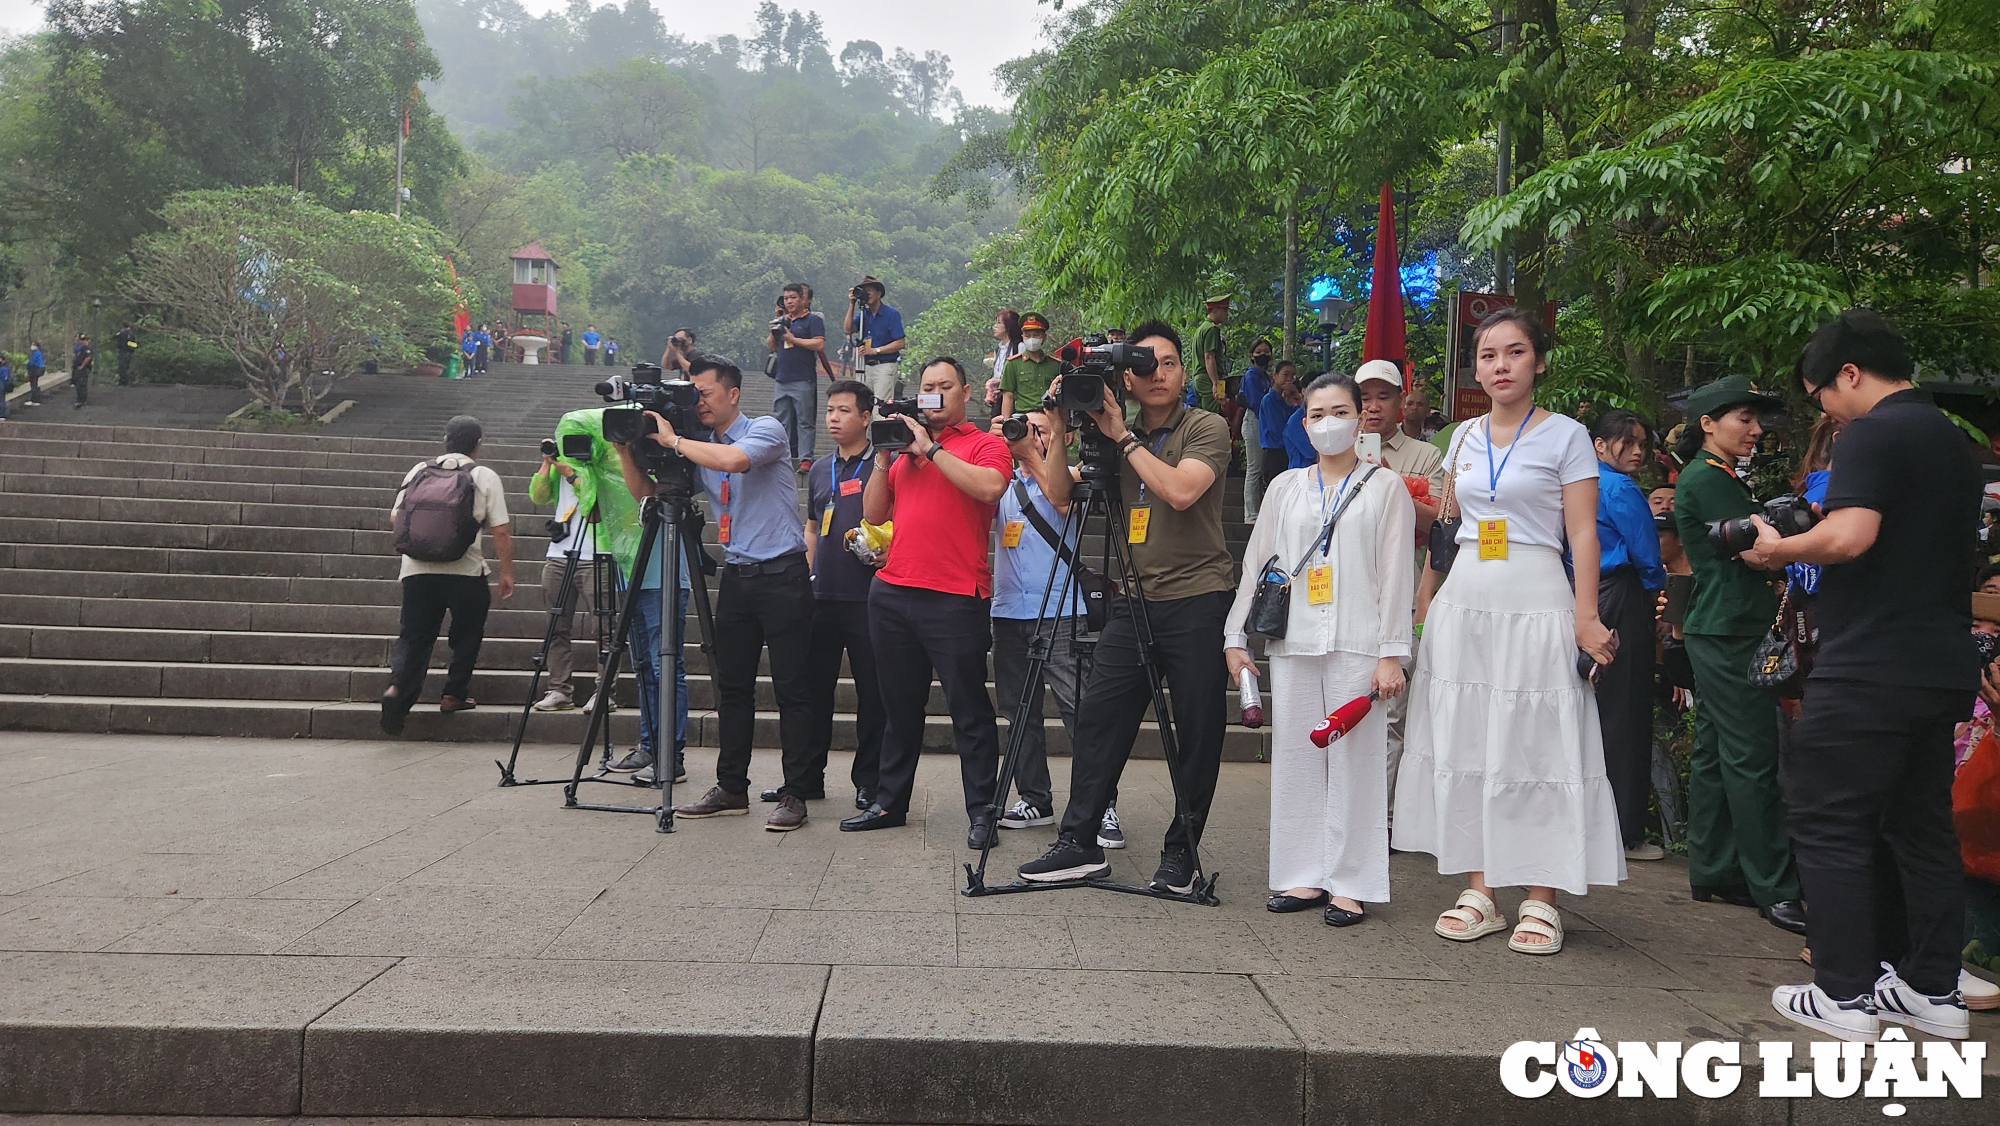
[500,543,584,784]
[654,507,684,833]
[566,505,660,803]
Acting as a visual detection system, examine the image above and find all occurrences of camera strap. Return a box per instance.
[1012,477,1082,570]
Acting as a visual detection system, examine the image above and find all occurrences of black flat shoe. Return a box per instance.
[967,817,997,850]
[1692,885,1756,908]
[1761,899,1809,935]
[1266,891,1330,913]
[1324,904,1367,928]
[839,805,906,832]
[855,787,876,811]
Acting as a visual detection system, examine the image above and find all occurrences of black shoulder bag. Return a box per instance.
[1425,420,1478,576]
[1011,478,1111,632]
[1248,466,1381,640]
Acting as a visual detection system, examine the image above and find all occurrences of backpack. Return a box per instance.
[394,458,482,562]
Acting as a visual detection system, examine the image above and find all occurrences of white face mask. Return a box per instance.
[1021,336,1044,353]
[1307,415,1359,456]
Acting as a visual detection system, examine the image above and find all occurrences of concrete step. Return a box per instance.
[0,435,549,477]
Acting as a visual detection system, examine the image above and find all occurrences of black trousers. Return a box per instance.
[1059,591,1230,855]
[713,556,816,798]
[869,579,999,818]
[1785,677,1972,999]
[26,365,41,402]
[1596,567,1657,847]
[389,573,491,704]
[804,598,885,795]
[72,369,88,406]
[117,350,133,384]
[1260,446,1288,488]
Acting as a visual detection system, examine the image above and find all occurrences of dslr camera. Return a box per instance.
[597,363,707,478]
[871,393,943,451]
[1709,494,1817,559]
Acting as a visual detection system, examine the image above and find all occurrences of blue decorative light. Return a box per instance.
[1304,251,1440,309]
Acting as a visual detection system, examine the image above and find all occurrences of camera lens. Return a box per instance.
[1706,516,1760,559]
[540,437,558,457]
[1000,414,1030,442]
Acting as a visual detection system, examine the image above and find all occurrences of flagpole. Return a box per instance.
[395,128,404,219]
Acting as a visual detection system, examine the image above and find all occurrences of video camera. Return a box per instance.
[1709,494,1817,559]
[597,363,707,487]
[871,393,943,451]
[1051,335,1155,413]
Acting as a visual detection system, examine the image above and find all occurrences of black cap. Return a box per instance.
[1796,308,1912,393]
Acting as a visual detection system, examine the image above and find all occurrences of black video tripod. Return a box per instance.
[561,466,719,832]
[495,503,624,786]
[962,426,1220,905]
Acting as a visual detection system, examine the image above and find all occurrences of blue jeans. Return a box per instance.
[772,379,816,461]
[630,585,689,770]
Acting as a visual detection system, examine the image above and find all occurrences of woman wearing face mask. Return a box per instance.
[1671,376,1808,936]
[1590,410,1667,862]
[1225,372,1415,927]
[1396,309,1625,956]
[988,309,1023,413]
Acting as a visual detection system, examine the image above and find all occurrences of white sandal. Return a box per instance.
[1434,888,1509,942]
[1508,900,1564,955]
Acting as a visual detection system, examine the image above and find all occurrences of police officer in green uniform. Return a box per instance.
[1673,374,1808,935]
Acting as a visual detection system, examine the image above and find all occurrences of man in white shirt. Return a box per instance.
[527,447,599,711]
[382,415,514,734]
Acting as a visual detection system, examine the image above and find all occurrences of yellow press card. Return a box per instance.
[1477,518,1509,561]
[1000,520,1024,548]
[1306,565,1332,605]
[1127,506,1151,544]
[820,508,834,536]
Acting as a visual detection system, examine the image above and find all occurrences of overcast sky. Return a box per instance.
[0,0,1048,109]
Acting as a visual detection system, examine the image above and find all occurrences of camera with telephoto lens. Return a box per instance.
[870,393,944,451]
[1709,494,1818,559]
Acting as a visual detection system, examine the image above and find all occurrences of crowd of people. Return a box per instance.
[380,297,1997,1045]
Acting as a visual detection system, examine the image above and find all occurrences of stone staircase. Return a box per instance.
[0,367,1266,760]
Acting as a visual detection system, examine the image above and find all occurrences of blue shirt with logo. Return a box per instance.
[992,471,1083,619]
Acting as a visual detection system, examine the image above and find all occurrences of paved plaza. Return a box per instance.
[0,732,1993,1124]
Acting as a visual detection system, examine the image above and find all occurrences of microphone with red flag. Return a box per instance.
[1309,691,1380,748]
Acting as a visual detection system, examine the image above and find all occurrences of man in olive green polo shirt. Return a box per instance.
[998,311,1061,417]
[1674,374,1806,935]
[1188,294,1230,415]
[1019,318,1235,896]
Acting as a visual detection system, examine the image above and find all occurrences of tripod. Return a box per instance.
[962,432,1221,905]
[495,507,622,786]
[561,474,719,832]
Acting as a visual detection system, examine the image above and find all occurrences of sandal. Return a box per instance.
[1434,888,1508,942]
[1508,900,1564,955]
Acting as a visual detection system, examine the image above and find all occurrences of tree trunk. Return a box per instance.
[1283,198,1299,360]
[1621,0,1655,51]
[1511,0,1561,319]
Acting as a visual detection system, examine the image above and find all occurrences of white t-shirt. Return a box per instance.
[1447,411,1598,551]
[543,475,599,562]
[393,453,511,578]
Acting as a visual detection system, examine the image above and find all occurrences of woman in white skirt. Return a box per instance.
[1395,309,1625,954]
[1226,372,1415,927]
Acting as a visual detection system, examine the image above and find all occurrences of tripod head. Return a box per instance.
[1070,418,1124,498]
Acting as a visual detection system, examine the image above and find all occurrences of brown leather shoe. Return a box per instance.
[439,696,477,713]
[766,794,807,832]
[674,785,749,818]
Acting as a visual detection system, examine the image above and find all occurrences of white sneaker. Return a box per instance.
[998,799,1054,829]
[1874,963,1970,1039]
[532,689,575,712]
[1096,806,1125,849]
[580,692,618,713]
[1772,982,1879,1042]
[1960,968,2000,1011]
[1623,842,1666,861]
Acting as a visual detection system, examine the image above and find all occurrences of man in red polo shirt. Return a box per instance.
[841,357,1013,847]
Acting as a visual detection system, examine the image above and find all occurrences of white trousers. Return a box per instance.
[1268,651,1391,902]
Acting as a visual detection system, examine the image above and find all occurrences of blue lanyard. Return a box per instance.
[1484,407,1536,504]
[831,450,865,496]
[1134,427,1173,504]
[1313,464,1358,555]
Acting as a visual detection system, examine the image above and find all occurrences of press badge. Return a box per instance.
[1000,520,1024,548]
[1477,517,1508,560]
[1127,506,1151,544]
[839,478,862,496]
[820,508,834,536]
[718,513,732,544]
[1306,565,1332,605]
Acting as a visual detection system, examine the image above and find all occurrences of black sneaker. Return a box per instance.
[607,747,653,774]
[1017,837,1109,883]
[379,691,407,736]
[1151,847,1199,894]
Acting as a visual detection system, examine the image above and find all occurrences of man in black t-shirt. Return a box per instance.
[786,379,883,809]
[1742,309,1980,1042]
[768,282,828,466]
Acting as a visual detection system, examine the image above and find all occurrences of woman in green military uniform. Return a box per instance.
[1673,375,1808,935]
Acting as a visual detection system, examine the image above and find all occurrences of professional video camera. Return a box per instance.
[871,392,943,451]
[1052,334,1155,413]
[1709,494,1818,559]
[597,363,707,487]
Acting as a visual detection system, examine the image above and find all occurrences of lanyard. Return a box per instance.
[831,450,866,496]
[1484,407,1536,503]
[1134,427,1173,504]
[1313,465,1359,556]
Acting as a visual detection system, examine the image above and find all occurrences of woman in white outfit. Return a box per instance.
[1226,372,1415,927]
[1395,309,1626,954]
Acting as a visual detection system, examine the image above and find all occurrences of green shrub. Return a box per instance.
[220,402,316,431]
[131,337,242,386]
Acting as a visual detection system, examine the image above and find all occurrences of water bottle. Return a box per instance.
[1238,665,1264,728]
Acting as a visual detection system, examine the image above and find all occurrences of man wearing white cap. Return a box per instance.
[1354,358,1446,812]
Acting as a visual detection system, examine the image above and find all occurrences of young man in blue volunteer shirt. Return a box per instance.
[460,326,478,375]
[582,325,602,365]
[987,405,1125,846]
[844,276,905,403]
[473,324,492,374]
[25,341,44,405]
[619,357,819,831]
[769,282,827,467]
[790,379,886,811]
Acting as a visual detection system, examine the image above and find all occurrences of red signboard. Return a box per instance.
[1445,291,1557,420]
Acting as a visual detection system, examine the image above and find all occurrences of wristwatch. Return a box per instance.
[924,443,943,462]
[671,435,684,454]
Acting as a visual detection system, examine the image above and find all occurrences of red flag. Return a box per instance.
[1361,181,1408,392]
